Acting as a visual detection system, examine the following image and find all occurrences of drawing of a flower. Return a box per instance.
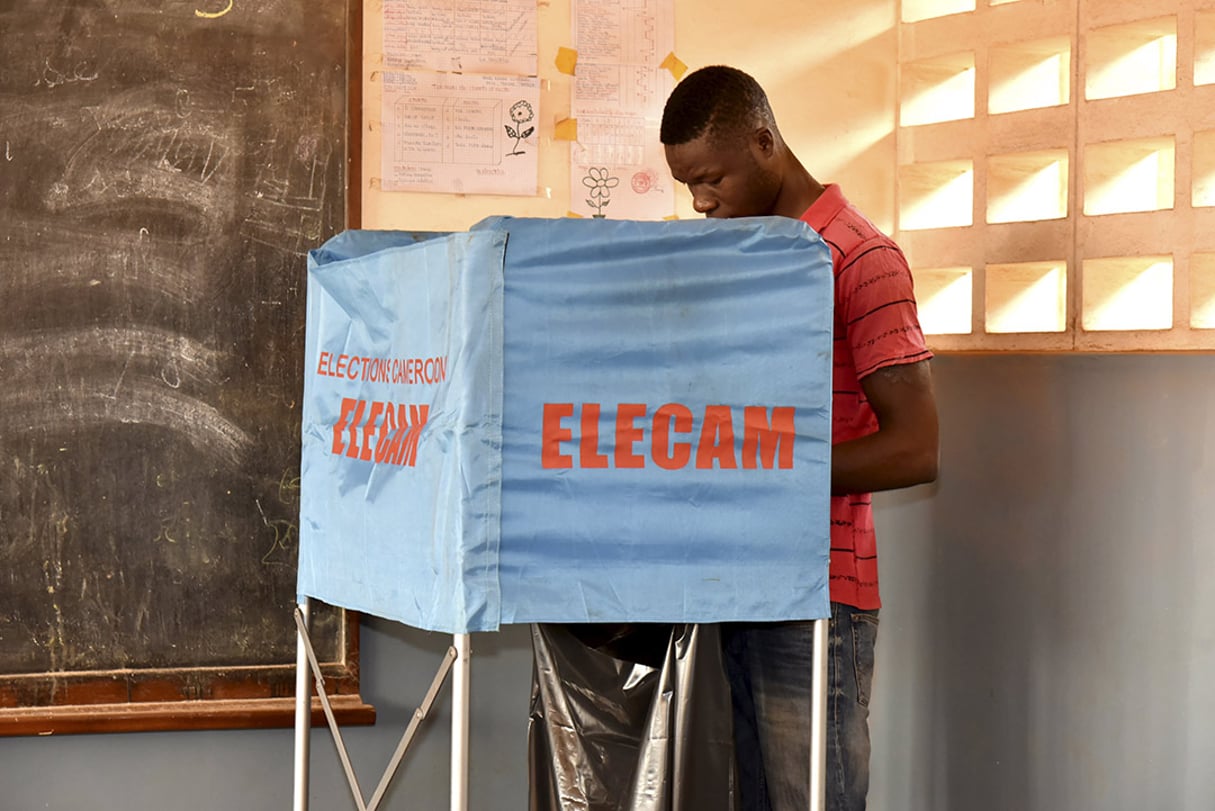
[582,167,619,218]
[505,100,534,156]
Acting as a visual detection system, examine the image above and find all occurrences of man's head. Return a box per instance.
[660,66,787,219]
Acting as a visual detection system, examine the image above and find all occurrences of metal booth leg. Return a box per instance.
[293,597,313,811]
[451,633,471,811]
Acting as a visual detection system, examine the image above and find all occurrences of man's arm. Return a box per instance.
[831,359,939,496]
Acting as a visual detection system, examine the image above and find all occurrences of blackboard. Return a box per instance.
[0,0,370,733]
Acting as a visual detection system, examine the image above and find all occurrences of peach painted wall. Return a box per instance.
[359,0,900,232]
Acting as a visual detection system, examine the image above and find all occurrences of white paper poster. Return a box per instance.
[573,0,673,65]
[570,116,672,220]
[381,71,540,195]
[569,0,677,221]
[383,0,538,76]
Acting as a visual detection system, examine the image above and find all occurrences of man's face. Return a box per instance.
[664,130,781,219]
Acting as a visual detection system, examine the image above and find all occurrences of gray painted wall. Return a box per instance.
[3,354,1213,810]
[871,354,1215,811]
[0,620,534,810]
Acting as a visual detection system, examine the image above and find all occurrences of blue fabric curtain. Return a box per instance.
[299,217,833,633]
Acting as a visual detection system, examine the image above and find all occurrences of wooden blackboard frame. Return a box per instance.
[0,0,372,735]
[0,609,371,736]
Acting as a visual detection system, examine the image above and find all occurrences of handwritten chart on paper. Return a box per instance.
[570,0,676,220]
[382,0,538,75]
[381,71,540,195]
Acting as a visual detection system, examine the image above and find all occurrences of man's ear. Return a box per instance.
[752,126,777,159]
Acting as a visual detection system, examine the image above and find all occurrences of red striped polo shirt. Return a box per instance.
[800,184,932,610]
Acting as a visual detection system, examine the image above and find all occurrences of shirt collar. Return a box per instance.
[799,183,847,232]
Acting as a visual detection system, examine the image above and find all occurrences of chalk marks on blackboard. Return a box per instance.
[2,378,252,467]
[34,57,99,91]
[195,0,235,19]
[53,92,236,224]
[255,484,300,566]
[0,76,252,470]
[1,325,225,386]
[1,230,215,315]
[0,326,252,467]
[258,469,302,566]
[41,508,70,675]
[0,0,352,690]
[242,128,336,255]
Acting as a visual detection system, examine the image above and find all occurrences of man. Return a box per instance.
[660,66,939,811]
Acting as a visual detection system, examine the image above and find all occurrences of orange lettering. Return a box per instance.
[580,403,609,468]
[652,403,693,470]
[374,404,404,463]
[386,413,410,465]
[344,399,366,458]
[329,399,430,467]
[360,401,384,461]
[332,397,358,455]
[537,401,794,472]
[390,411,411,466]
[614,403,647,468]
[695,405,737,469]
[742,406,796,469]
[542,403,574,469]
[399,404,429,467]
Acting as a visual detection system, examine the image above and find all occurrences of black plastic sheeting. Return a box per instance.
[528,623,737,811]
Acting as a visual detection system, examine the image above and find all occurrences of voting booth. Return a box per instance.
[292,216,835,810]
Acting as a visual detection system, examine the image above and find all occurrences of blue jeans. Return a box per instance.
[722,603,879,811]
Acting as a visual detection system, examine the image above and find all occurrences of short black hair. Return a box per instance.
[660,65,775,147]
